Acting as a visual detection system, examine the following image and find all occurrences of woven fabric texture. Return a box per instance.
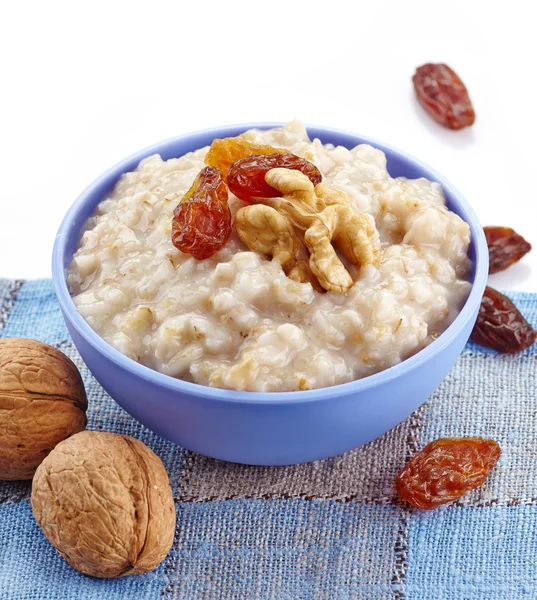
[0,279,536,600]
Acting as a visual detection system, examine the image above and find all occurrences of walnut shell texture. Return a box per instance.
[32,431,176,578]
[0,338,88,480]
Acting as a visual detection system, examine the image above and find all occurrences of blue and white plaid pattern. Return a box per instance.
[1,279,536,600]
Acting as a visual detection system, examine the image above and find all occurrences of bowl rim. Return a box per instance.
[52,122,488,405]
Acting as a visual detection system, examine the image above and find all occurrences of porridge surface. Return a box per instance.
[67,122,472,392]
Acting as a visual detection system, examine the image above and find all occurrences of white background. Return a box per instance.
[1,0,535,290]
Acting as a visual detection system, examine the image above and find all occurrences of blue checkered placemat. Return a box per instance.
[1,279,536,600]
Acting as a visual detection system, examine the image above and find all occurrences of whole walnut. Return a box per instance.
[32,430,176,578]
[0,338,87,480]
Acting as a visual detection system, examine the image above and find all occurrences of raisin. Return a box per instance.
[470,286,536,353]
[396,437,500,510]
[171,166,232,260]
[484,226,531,274]
[228,153,322,203]
[205,137,285,180]
[413,63,475,130]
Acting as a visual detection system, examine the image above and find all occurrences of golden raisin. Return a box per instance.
[171,166,232,260]
[396,437,500,510]
[205,138,285,180]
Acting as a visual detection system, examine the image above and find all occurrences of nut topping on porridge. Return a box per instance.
[239,168,380,293]
[235,204,322,291]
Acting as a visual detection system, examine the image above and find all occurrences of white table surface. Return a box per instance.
[1,1,535,291]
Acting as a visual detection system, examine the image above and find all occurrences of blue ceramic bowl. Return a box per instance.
[52,123,488,466]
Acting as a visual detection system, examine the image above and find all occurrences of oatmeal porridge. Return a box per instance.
[67,121,472,392]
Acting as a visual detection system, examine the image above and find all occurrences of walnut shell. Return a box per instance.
[0,338,87,480]
[31,431,176,578]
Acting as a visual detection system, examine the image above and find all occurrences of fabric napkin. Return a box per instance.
[1,278,536,600]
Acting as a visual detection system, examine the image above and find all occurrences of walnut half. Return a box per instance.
[0,338,87,480]
[238,168,381,293]
[235,203,322,292]
[32,431,176,578]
